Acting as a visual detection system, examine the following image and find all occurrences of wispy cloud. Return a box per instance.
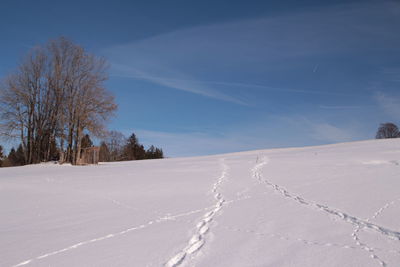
[380,68,400,82]
[267,115,367,144]
[375,92,400,119]
[319,105,366,109]
[124,114,369,157]
[112,68,353,97]
[104,1,400,105]
[111,64,248,105]
[191,80,353,96]
[310,123,355,143]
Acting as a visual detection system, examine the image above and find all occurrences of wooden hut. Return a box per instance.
[77,147,100,165]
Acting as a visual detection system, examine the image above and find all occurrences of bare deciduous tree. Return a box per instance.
[104,130,126,161]
[0,37,117,165]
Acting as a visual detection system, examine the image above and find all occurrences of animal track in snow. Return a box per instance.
[362,160,399,166]
[351,226,387,266]
[351,197,400,267]
[13,189,252,267]
[224,225,358,251]
[12,205,216,267]
[165,159,228,267]
[252,156,400,242]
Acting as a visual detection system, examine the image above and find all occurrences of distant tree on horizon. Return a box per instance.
[0,145,3,167]
[376,122,400,139]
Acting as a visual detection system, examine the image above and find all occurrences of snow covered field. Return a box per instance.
[1,139,400,267]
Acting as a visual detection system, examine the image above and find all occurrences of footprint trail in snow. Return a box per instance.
[252,156,400,242]
[165,159,228,267]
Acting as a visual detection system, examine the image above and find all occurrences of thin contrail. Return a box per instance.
[313,64,319,73]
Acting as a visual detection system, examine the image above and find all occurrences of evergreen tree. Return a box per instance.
[123,133,146,160]
[99,141,110,162]
[16,144,26,165]
[145,145,164,159]
[155,148,164,159]
[81,134,93,149]
[145,145,156,159]
[102,132,164,162]
[123,133,137,160]
[7,148,17,166]
[8,145,26,166]
[136,144,146,160]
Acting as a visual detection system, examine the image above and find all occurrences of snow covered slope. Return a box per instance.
[1,139,400,267]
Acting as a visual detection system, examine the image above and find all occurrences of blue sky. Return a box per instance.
[1,0,400,157]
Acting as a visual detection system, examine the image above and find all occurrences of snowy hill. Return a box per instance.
[1,139,400,267]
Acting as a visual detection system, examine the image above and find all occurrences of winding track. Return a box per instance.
[165,159,229,267]
[12,158,261,267]
[252,155,400,266]
[351,198,400,267]
[252,156,400,242]
[12,206,216,267]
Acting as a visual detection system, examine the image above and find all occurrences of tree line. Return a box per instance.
[0,131,163,167]
[0,144,26,167]
[98,131,163,162]
[0,37,164,167]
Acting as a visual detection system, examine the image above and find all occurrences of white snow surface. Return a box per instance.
[1,139,400,267]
